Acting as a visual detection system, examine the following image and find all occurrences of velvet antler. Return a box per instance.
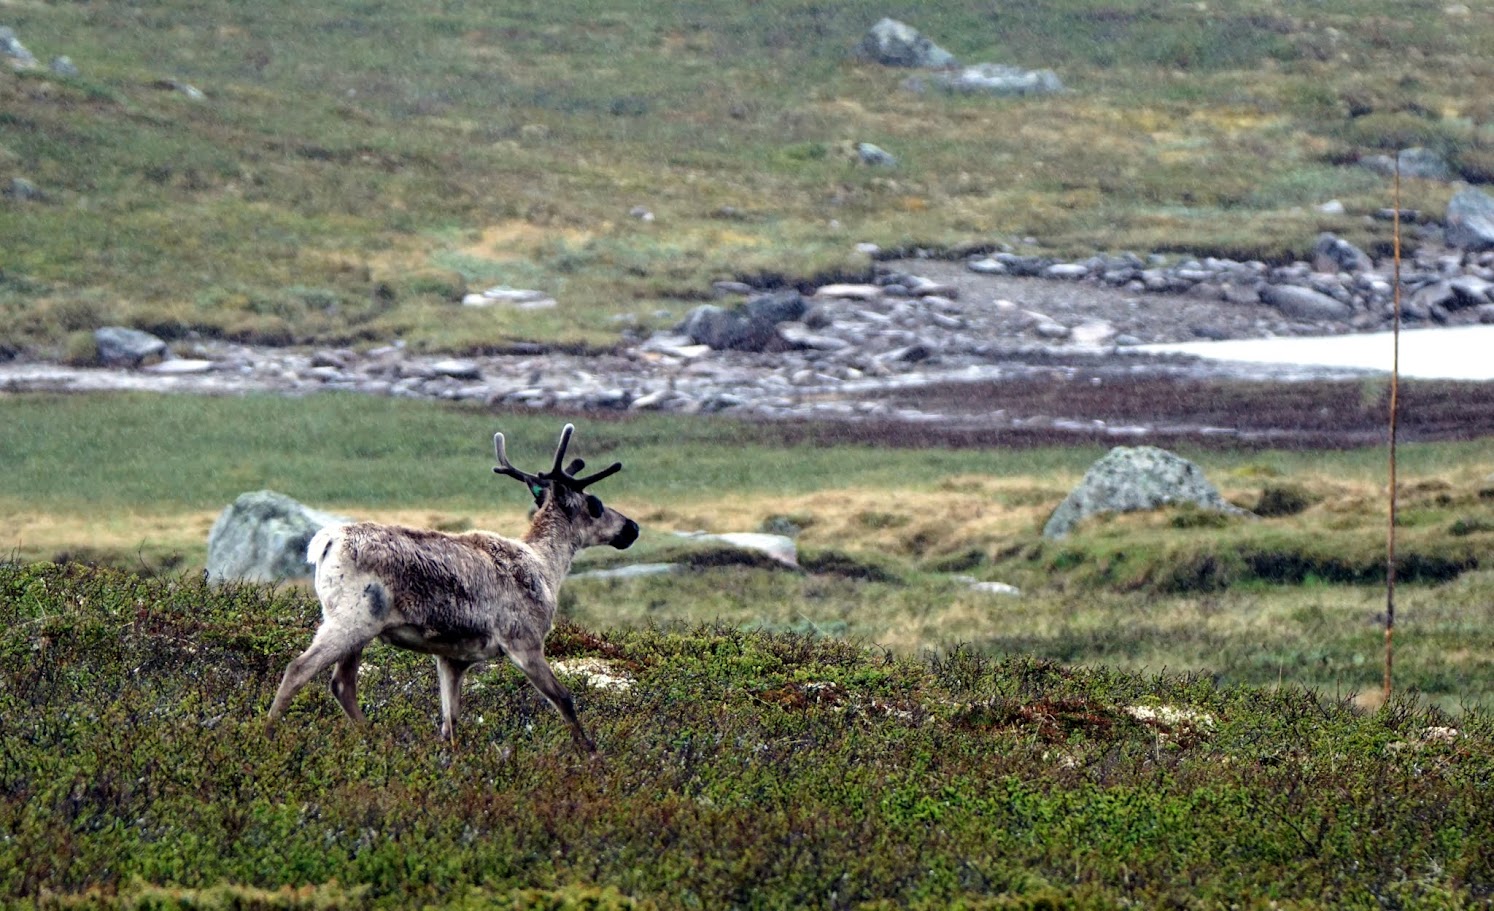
[494,423,623,492]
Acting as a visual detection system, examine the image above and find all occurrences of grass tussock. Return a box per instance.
[3,561,1493,909]
[3,0,1492,352]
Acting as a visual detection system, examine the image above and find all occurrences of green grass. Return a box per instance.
[3,561,1492,909]
[4,391,1488,516]
[4,0,1493,352]
[0,392,1091,514]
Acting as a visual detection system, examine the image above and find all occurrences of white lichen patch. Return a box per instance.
[1387,726,1463,752]
[1421,725,1461,743]
[1124,703,1216,730]
[552,657,635,691]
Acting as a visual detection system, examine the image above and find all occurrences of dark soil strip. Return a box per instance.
[760,376,1494,451]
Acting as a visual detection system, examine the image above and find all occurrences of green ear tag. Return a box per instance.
[530,483,545,498]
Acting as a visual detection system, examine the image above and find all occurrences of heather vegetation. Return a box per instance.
[4,561,1492,909]
[3,0,1493,352]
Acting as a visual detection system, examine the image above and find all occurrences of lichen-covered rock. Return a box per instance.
[1446,188,1494,251]
[926,63,1064,97]
[1259,285,1353,321]
[676,292,807,352]
[1043,446,1248,539]
[206,490,350,583]
[855,18,956,68]
[0,26,37,70]
[94,327,167,367]
[1312,233,1373,274]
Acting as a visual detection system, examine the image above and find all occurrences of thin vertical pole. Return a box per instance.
[1384,160,1402,702]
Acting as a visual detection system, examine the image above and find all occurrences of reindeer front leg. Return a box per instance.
[435,655,474,743]
[507,642,596,753]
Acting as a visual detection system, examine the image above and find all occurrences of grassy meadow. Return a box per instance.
[4,0,1494,353]
[3,391,1492,714]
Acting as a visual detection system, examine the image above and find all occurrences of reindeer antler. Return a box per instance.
[493,431,544,490]
[493,423,623,493]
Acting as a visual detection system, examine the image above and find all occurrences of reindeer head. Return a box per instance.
[493,423,639,549]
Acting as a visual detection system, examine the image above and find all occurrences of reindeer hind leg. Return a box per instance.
[268,613,379,729]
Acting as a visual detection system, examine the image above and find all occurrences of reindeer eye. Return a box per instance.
[586,495,604,518]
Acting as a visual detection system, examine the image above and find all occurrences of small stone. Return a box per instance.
[464,286,557,309]
[970,580,1021,596]
[3,177,44,202]
[967,257,1007,275]
[906,277,957,298]
[311,349,353,369]
[1069,320,1116,347]
[855,142,897,167]
[815,283,882,300]
[1044,263,1090,280]
[154,78,206,100]
[430,359,481,380]
[777,323,851,351]
[144,359,214,375]
[0,26,37,70]
[712,281,754,296]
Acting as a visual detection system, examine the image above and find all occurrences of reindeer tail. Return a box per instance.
[306,524,346,568]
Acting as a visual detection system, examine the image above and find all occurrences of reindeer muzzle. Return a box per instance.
[612,519,640,549]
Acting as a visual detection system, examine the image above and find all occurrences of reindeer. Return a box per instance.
[266,423,638,752]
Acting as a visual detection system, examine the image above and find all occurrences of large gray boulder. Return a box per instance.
[94,327,167,367]
[1043,446,1248,539]
[677,291,807,352]
[206,490,350,583]
[1446,188,1494,251]
[856,18,957,68]
[1259,284,1353,321]
[1358,147,1452,182]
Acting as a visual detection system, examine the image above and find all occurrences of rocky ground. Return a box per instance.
[6,236,1494,450]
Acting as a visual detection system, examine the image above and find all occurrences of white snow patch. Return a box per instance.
[1138,325,1494,381]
